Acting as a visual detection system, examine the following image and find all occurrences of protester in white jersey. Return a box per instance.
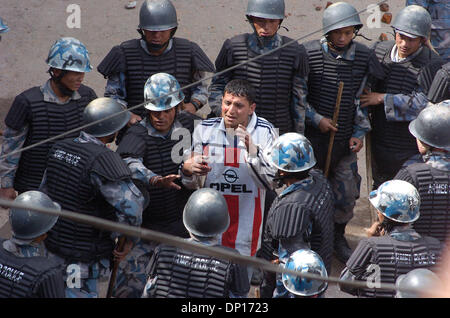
[181,79,278,258]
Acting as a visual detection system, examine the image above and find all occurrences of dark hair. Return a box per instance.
[380,217,404,234]
[223,79,256,105]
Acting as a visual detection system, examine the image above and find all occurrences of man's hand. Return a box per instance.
[112,238,134,263]
[360,90,385,108]
[127,113,142,127]
[151,174,182,190]
[349,137,363,153]
[236,124,257,156]
[182,154,211,177]
[182,102,197,114]
[0,188,17,208]
[318,117,338,134]
[365,221,384,237]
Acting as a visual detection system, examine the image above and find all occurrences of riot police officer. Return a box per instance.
[112,73,200,298]
[303,2,385,264]
[142,188,250,298]
[208,0,309,136]
[361,5,445,189]
[97,0,214,128]
[339,180,442,298]
[263,133,335,272]
[394,101,450,244]
[0,37,97,202]
[261,132,334,297]
[40,98,146,298]
[278,249,328,298]
[0,191,65,298]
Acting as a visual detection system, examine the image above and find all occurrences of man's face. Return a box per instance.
[251,16,280,38]
[143,29,173,47]
[54,69,85,91]
[395,32,423,58]
[221,92,256,129]
[327,26,355,49]
[148,107,176,134]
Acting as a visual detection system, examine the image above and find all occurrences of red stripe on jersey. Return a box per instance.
[224,147,240,168]
[251,189,262,256]
[202,145,209,156]
[222,194,239,249]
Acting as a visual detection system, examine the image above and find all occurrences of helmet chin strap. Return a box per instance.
[48,68,74,97]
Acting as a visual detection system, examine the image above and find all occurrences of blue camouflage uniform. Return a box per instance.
[0,80,84,189]
[41,131,144,298]
[208,33,307,134]
[406,0,450,63]
[103,39,209,110]
[305,39,370,224]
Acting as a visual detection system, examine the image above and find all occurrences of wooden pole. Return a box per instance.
[324,81,344,178]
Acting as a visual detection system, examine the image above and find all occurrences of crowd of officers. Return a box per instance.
[0,0,449,298]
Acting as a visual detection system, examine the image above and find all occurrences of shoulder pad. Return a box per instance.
[97,44,128,78]
[91,150,131,181]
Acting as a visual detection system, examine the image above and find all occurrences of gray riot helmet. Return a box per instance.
[138,0,178,31]
[83,97,131,137]
[322,2,363,35]
[183,188,230,238]
[10,191,60,240]
[246,0,285,20]
[396,268,440,298]
[408,102,450,151]
[392,5,431,39]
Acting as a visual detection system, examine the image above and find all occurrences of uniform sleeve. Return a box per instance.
[104,72,128,106]
[208,39,234,117]
[0,126,28,187]
[122,157,157,187]
[384,91,430,122]
[90,173,143,244]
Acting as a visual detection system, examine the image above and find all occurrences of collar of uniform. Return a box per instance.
[280,176,314,197]
[390,44,424,63]
[425,151,450,171]
[140,38,173,56]
[388,225,421,242]
[77,131,107,147]
[247,33,282,55]
[217,112,258,134]
[40,79,81,105]
[321,37,356,61]
[140,116,182,139]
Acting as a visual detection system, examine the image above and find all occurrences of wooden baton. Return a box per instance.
[324,81,344,178]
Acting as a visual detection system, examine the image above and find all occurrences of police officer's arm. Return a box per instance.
[208,39,234,117]
[90,173,144,246]
[339,239,373,296]
[0,94,31,200]
[184,43,215,113]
